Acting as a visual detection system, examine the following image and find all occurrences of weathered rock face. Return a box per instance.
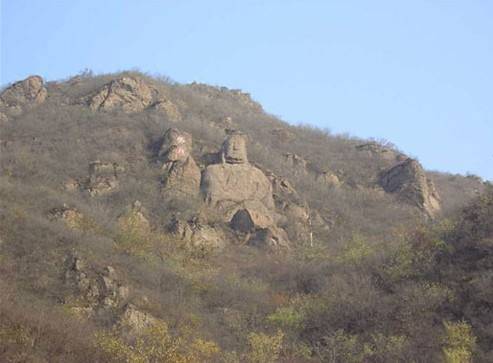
[85,77,153,112]
[0,75,47,114]
[280,203,312,243]
[64,254,129,312]
[159,128,192,162]
[169,218,225,249]
[201,163,275,213]
[221,132,248,164]
[248,226,290,249]
[229,205,276,232]
[160,128,201,195]
[86,161,124,196]
[379,158,441,217]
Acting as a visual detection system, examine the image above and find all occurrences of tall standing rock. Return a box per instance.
[221,131,248,164]
[160,128,201,195]
[0,75,47,115]
[379,158,441,217]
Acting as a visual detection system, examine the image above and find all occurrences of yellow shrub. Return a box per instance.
[247,330,284,363]
[442,320,476,363]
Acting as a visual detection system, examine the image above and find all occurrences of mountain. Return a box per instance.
[0,72,491,362]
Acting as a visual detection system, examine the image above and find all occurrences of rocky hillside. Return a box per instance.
[0,72,491,362]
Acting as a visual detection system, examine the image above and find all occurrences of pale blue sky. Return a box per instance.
[1,1,492,179]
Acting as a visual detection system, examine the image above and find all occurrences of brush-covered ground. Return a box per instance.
[0,71,491,362]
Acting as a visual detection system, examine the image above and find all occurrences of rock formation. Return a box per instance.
[86,161,124,196]
[379,158,441,217]
[202,134,290,248]
[248,226,290,249]
[356,142,406,163]
[169,217,226,250]
[201,163,274,216]
[85,77,153,112]
[64,254,129,313]
[160,128,201,195]
[0,75,47,115]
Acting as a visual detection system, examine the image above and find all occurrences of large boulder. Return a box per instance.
[159,128,192,161]
[160,128,201,195]
[85,77,153,112]
[0,75,47,114]
[248,226,290,249]
[169,217,226,250]
[201,163,275,213]
[379,158,441,217]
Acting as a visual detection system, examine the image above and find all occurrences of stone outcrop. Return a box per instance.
[85,77,153,112]
[379,158,441,217]
[169,217,226,250]
[64,254,129,312]
[0,75,47,114]
[356,142,406,163]
[279,203,312,243]
[160,128,201,195]
[86,161,124,196]
[248,226,290,249]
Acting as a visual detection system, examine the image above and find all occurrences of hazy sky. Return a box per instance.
[2,1,492,179]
